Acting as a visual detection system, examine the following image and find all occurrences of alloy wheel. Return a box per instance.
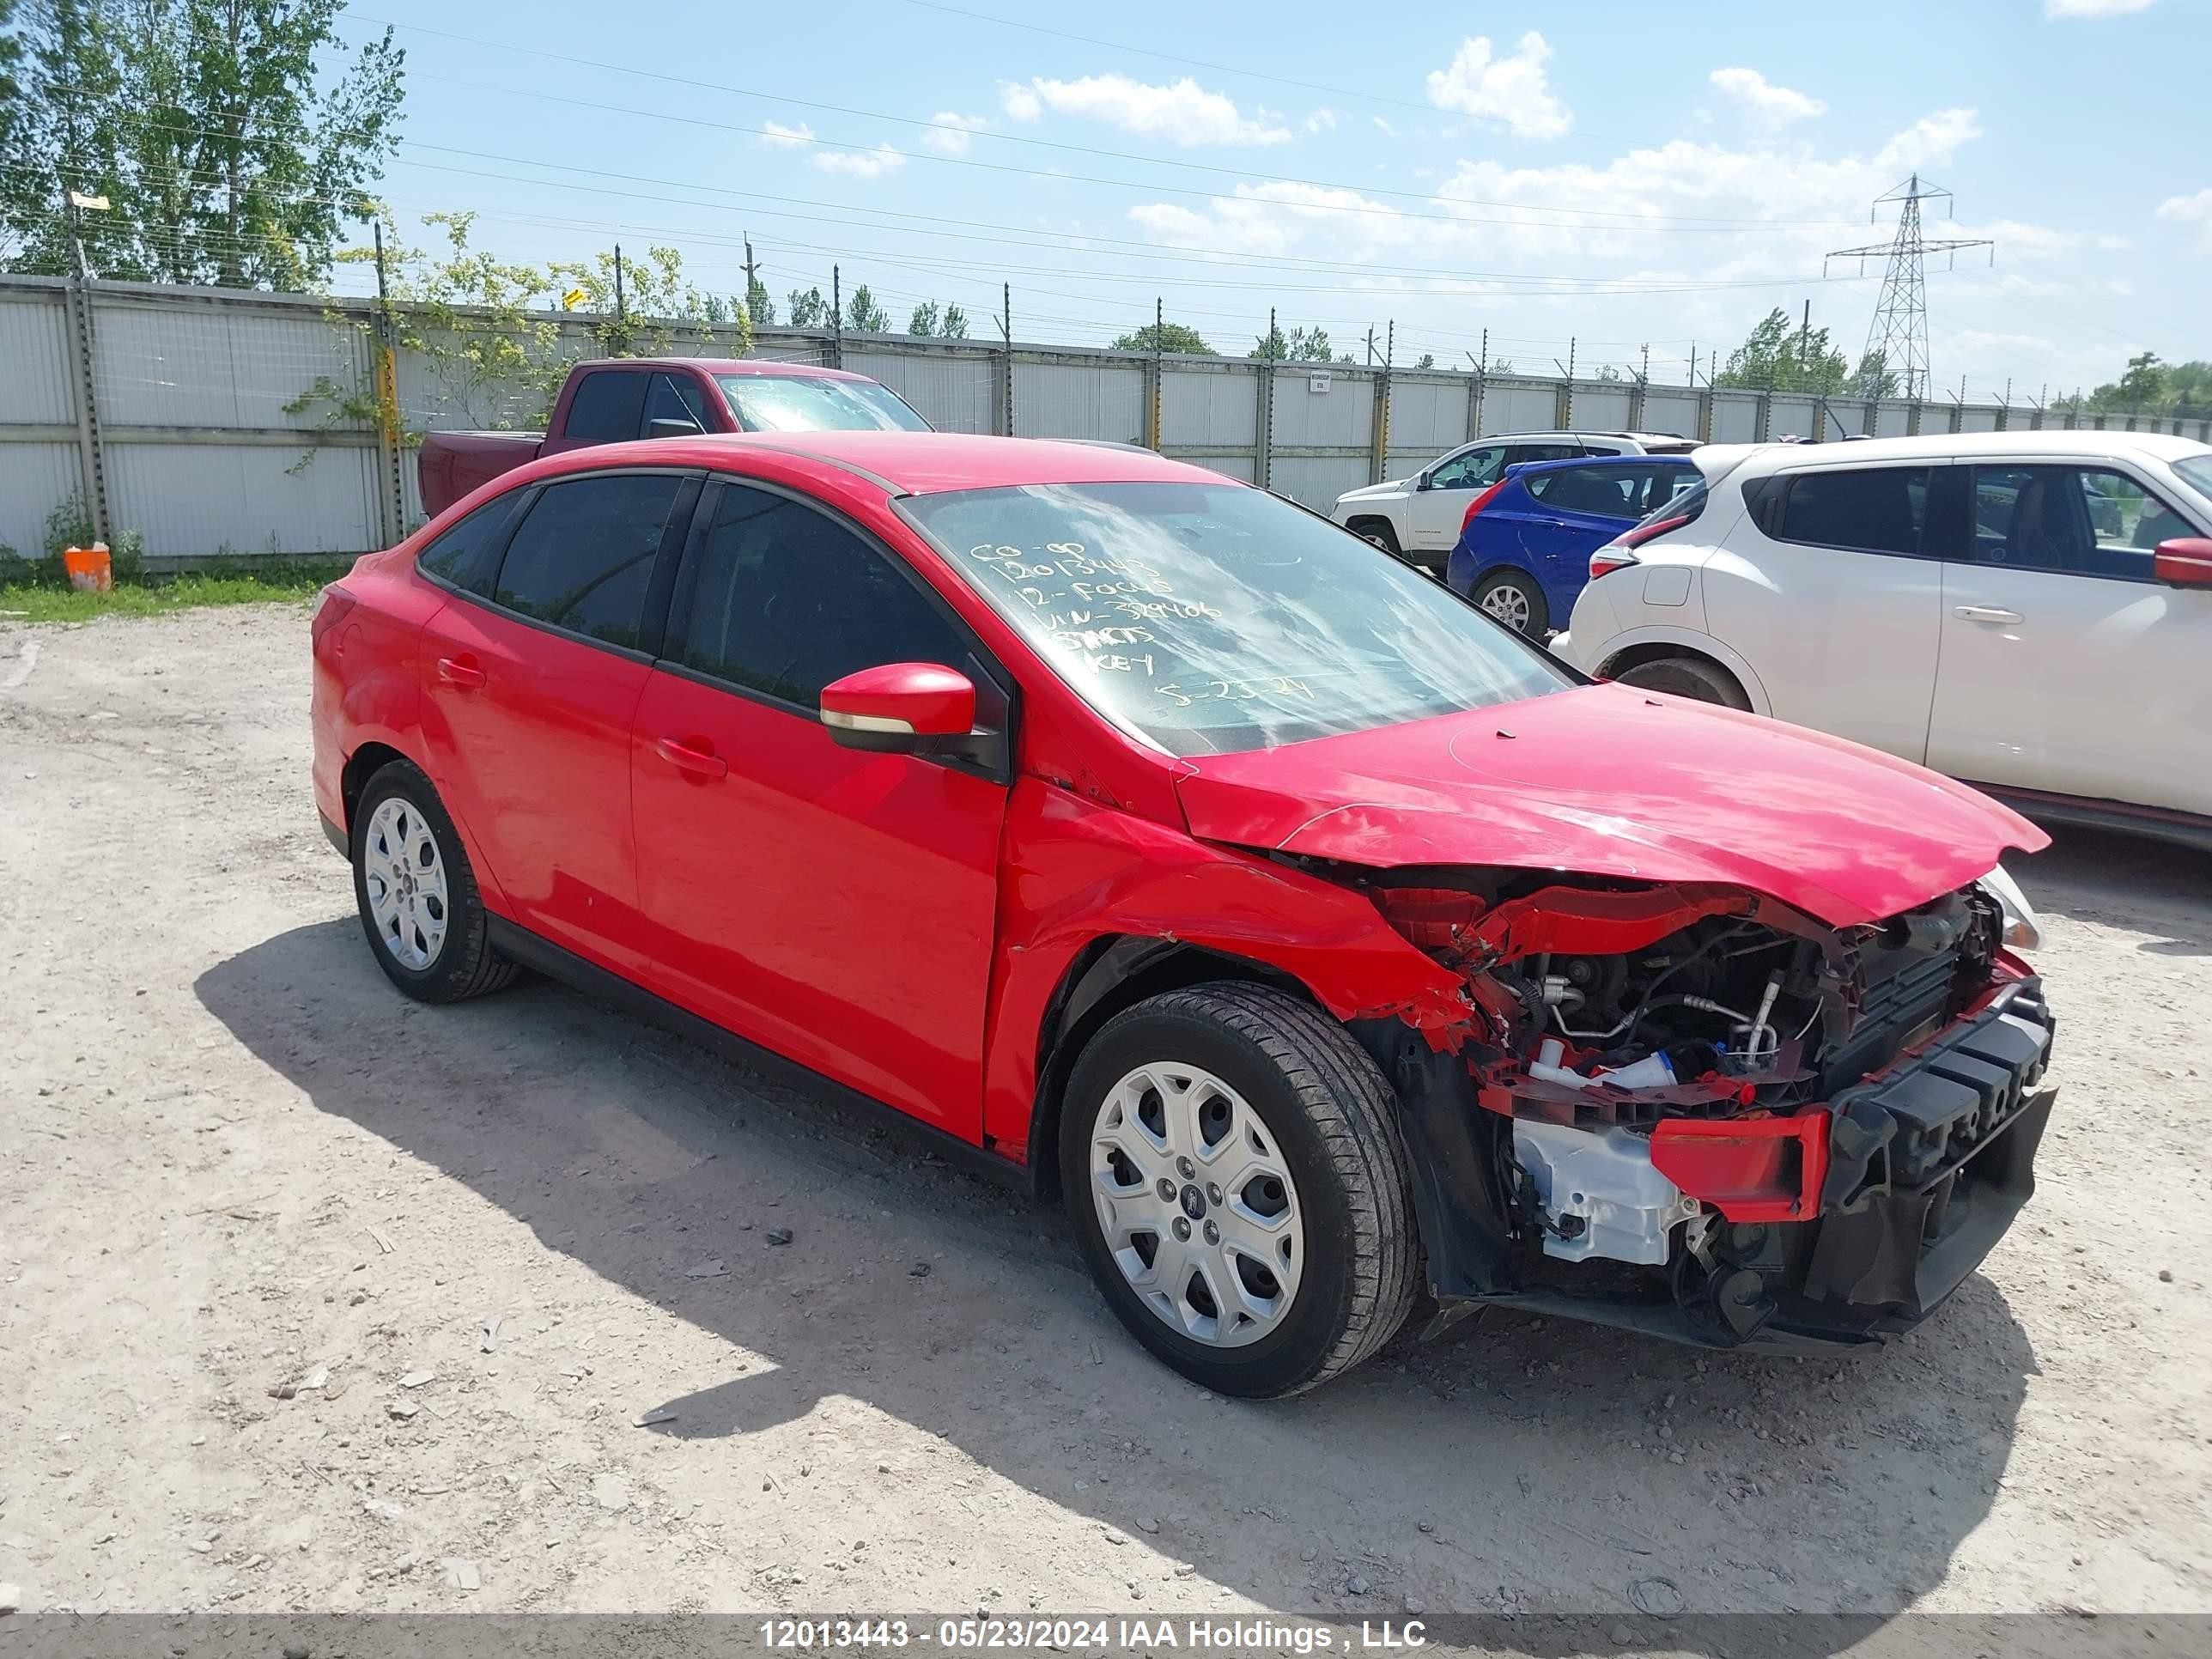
[1479,583,1533,630]
[362,797,450,970]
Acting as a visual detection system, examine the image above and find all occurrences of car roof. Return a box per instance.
[540,430,1233,496]
[1513,453,1694,474]
[1702,429,2211,477]
[572,356,879,384]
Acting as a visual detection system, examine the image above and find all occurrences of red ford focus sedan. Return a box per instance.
[312,430,2057,1396]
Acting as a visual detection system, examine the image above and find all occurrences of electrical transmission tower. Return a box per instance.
[1825,174,1993,401]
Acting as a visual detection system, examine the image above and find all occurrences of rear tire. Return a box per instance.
[1471,568,1550,635]
[1613,653,1751,710]
[1060,982,1419,1398]
[351,760,518,1004]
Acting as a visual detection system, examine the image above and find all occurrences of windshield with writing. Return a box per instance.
[717,374,931,433]
[902,481,1576,756]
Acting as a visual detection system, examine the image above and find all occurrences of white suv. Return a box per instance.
[1554,431,2212,847]
[1332,431,1698,568]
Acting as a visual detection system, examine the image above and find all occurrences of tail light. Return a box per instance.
[310,585,356,647]
[1459,479,1509,535]
[1590,486,1705,580]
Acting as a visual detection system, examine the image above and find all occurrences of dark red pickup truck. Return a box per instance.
[417,357,931,518]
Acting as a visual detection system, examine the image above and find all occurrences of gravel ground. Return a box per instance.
[1,605,2207,1632]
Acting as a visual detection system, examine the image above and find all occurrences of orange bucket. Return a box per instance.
[63,543,112,592]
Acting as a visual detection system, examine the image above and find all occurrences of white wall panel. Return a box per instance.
[0,442,81,556]
[1161,366,1256,449]
[107,442,378,559]
[0,296,74,425]
[1014,362,1142,441]
[1711,394,1760,443]
[1477,383,1559,435]
[847,349,993,433]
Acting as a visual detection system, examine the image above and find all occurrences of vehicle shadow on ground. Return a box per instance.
[198,920,2033,1635]
[2018,826,2212,957]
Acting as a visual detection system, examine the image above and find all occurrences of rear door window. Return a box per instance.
[562,370,651,442]
[1772,465,1932,556]
[1525,466,1642,517]
[493,473,691,649]
[1506,442,1583,470]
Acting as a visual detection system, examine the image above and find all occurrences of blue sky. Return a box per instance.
[331,0,2210,398]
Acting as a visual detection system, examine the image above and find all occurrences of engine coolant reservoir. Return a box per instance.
[1512,1119,1701,1266]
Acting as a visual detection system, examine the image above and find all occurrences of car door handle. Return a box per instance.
[1953,605,2024,623]
[436,656,487,689]
[653,737,728,780]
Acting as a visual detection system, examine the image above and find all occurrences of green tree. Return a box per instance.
[1716,307,1850,394]
[1250,323,1336,362]
[907,299,939,336]
[3,0,406,288]
[543,242,745,358]
[787,285,829,328]
[744,270,774,326]
[1413,352,1435,369]
[1853,349,1899,399]
[1250,320,1287,359]
[844,282,888,332]
[1114,319,1212,354]
[939,301,969,338]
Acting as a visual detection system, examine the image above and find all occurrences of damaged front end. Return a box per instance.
[1342,868,2057,1352]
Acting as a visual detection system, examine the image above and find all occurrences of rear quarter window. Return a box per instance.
[416,495,521,596]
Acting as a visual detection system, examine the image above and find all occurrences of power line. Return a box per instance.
[349,16,1859,231]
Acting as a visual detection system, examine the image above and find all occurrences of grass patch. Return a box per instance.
[0,559,356,625]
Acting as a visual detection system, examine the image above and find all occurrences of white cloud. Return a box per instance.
[998,74,1291,146]
[2157,186,2212,246]
[1371,115,1399,137]
[923,112,988,156]
[1304,108,1338,134]
[1872,107,1982,172]
[812,144,906,179]
[760,120,814,149]
[2046,0,2156,17]
[1707,67,1826,130]
[1424,33,1571,141]
[1127,104,2001,273]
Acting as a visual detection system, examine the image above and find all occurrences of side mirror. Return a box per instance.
[819,663,976,754]
[2154,537,2212,588]
[1413,471,1431,492]
[645,416,703,440]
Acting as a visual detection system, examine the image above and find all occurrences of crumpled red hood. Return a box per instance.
[1172,683,2048,927]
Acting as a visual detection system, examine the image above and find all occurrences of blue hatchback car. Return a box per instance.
[1446,454,1699,635]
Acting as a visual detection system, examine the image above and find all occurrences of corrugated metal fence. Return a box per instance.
[4,272,2208,564]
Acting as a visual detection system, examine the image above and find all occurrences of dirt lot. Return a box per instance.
[3,605,2209,1632]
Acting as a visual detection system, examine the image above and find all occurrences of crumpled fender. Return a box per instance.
[980,780,1469,1160]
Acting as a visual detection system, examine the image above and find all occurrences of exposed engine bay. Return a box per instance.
[1339,866,2057,1351]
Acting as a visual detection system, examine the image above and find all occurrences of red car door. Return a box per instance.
[627,477,1012,1137]
[417,468,697,972]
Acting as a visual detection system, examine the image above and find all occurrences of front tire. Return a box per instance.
[1346,517,1401,556]
[1060,983,1419,1398]
[351,760,517,1003]
[1613,653,1751,709]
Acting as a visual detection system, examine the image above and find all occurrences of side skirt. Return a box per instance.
[483,915,1037,1197]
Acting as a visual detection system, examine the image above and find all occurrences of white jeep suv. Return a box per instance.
[1332,431,1698,570]
[1553,431,2212,848]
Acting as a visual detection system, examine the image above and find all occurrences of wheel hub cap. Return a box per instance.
[1088,1062,1305,1348]
[362,798,450,971]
